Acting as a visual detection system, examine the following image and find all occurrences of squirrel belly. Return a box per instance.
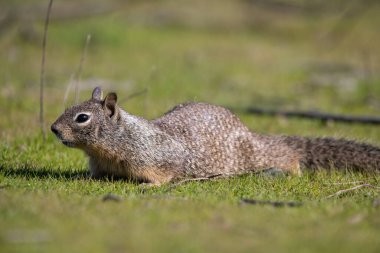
[51,87,380,185]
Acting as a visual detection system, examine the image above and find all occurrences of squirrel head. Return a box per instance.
[51,87,119,149]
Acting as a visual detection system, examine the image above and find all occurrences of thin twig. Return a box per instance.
[168,171,272,190]
[119,88,148,104]
[74,33,91,103]
[171,177,217,186]
[102,193,123,202]
[323,181,364,186]
[235,107,380,125]
[241,199,303,207]
[39,0,53,141]
[166,173,232,191]
[326,183,380,199]
[0,184,9,190]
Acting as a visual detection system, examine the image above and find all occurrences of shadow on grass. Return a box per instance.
[0,165,140,183]
[0,165,89,180]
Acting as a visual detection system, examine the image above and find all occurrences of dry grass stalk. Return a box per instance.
[326,183,380,199]
[39,0,53,141]
[74,34,92,103]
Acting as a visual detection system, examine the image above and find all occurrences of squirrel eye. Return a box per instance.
[75,114,90,123]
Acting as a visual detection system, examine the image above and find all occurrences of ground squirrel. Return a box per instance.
[51,87,380,185]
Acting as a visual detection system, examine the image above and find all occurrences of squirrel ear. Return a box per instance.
[92,87,103,100]
[103,92,118,118]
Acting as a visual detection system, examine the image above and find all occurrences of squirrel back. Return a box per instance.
[51,87,380,185]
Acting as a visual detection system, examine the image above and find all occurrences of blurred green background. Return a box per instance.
[1,0,380,138]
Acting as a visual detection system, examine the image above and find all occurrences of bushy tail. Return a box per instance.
[283,136,380,173]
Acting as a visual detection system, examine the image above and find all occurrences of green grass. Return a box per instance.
[1,135,380,253]
[1,1,380,252]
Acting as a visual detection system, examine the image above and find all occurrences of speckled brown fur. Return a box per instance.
[51,87,380,185]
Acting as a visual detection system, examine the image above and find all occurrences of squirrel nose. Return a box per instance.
[51,124,60,136]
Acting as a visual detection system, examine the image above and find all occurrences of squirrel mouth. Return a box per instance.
[62,141,75,148]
